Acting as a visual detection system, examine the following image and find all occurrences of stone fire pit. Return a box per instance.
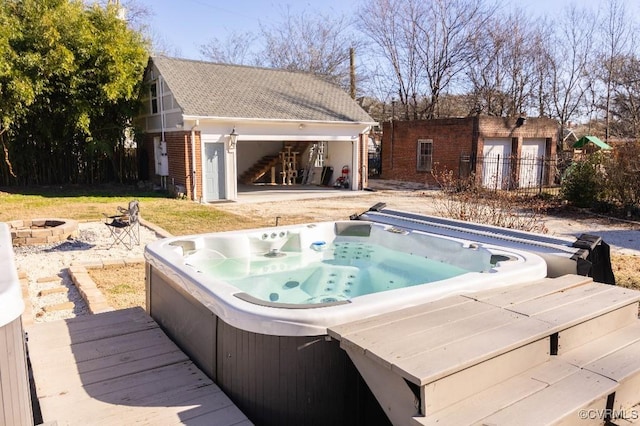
[8,219,79,246]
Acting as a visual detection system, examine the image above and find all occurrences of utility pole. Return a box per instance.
[349,47,356,100]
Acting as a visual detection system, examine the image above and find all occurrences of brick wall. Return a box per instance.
[476,116,558,157]
[139,131,203,200]
[476,116,558,187]
[381,118,476,185]
[381,116,558,186]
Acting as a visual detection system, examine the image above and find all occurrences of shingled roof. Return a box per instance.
[151,56,376,124]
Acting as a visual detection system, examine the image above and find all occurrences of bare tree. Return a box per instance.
[258,6,362,89]
[598,0,633,142]
[359,0,496,119]
[414,0,496,119]
[147,28,182,57]
[610,55,640,139]
[545,5,596,148]
[357,0,423,119]
[200,31,258,65]
[466,9,548,117]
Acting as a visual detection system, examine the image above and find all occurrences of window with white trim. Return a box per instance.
[417,139,433,171]
[149,81,158,114]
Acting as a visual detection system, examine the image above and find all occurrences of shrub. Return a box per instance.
[430,167,549,233]
[560,155,605,208]
[600,142,640,212]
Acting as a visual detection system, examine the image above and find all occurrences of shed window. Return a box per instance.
[417,139,433,171]
[149,81,158,114]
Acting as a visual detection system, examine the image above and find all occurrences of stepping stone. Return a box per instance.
[38,287,68,297]
[37,276,61,283]
[43,302,75,312]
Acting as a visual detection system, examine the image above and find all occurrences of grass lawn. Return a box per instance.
[0,184,265,235]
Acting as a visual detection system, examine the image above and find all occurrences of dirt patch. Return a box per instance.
[88,264,146,310]
[611,253,640,290]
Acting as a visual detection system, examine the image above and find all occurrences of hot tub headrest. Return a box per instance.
[335,222,371,237]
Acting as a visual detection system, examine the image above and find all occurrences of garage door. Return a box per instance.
[519,139,546,188]
[482,139,512,189]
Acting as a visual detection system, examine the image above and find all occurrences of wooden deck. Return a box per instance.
[26,307,252,426]
[329,274,640,426]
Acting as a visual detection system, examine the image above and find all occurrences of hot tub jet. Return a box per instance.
[264,248,286,258]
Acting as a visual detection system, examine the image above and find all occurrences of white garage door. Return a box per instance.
[519,139,546,188]
[482,139,512,189]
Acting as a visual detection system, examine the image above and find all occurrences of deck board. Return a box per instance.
[394,315,554,385]
[413,359,578,425]
[584,339,640,382]
[336,299,497,356]
[506,283,626,317]
[477,369,617,426]
[530,286,640,327]
[329,274,640,387]
[464,275,593,307]
[27,307,251,425]
[327,295,472,340]
[562,322,640,367]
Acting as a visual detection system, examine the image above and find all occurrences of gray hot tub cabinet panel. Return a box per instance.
[146,263,391,426]
[0,317,33,426]
[147,265,217,380]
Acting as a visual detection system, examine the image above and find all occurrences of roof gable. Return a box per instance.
[150,56,376,124]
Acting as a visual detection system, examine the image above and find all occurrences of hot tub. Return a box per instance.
[145,220,547,426]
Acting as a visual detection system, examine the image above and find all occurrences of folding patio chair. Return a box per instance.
[103,200,140,250]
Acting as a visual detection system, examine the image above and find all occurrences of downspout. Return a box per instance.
[190,119,199,202]
[159,76,166,189]
[159,76,165,142]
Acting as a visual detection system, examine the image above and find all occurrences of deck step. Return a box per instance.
[330,275,640,388]
[413,361,614,426]
[328,275,640,425]
[413,321,640,425]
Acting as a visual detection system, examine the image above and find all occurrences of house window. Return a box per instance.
[417,139,433,171]
[149,81,158,114]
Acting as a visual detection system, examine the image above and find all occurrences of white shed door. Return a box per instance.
[204,143,226,201]
[482,139,512,189]
[519,139,546,188]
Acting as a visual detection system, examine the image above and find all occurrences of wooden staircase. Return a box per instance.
[239,142,312,185]
[328,275,640,425]
[239,154,280,184]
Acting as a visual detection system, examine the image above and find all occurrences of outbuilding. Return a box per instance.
[380,115,559,189]
[134,56,377,202]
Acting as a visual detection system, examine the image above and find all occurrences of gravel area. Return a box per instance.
[13,221,160,322]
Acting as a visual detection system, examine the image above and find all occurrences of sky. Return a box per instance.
[136,0,638,61]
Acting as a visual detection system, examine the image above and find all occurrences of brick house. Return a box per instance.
[134,56,377,202]
[380,115,559,189]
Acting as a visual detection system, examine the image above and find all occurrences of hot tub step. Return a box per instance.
[413,321,640,425]
[413,363,616,426]
[329,274,640,425]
